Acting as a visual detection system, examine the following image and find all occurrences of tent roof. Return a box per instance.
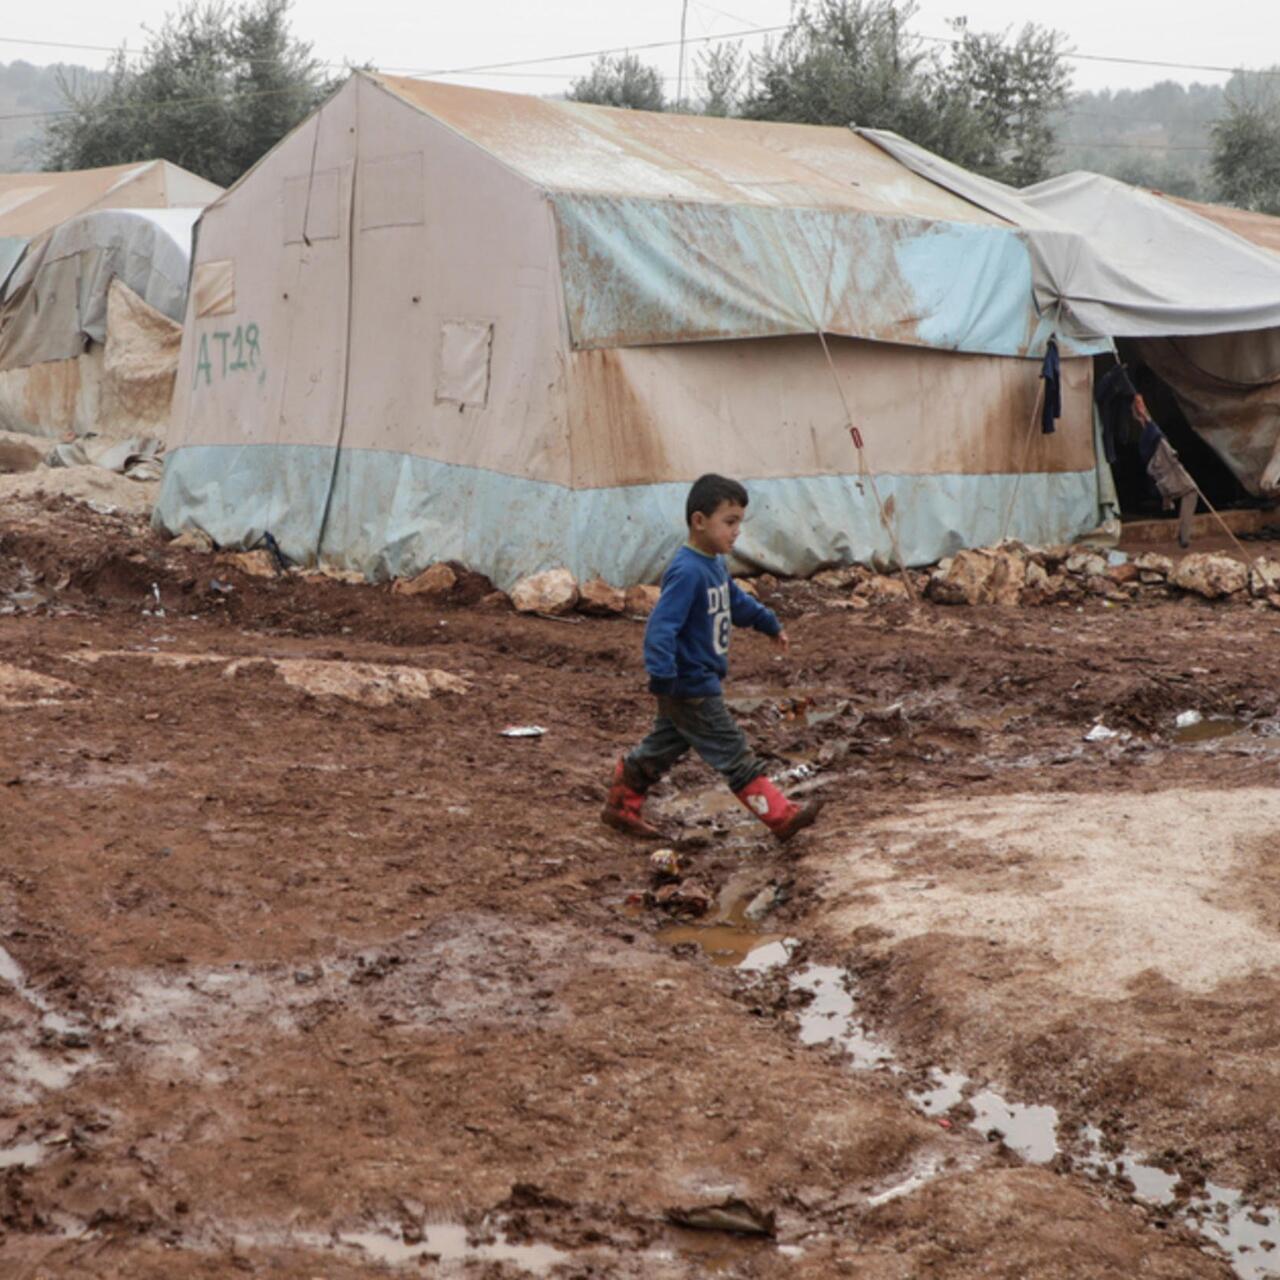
[0,160,223,239]
[860,127,1280,342]
[371,74,1004,227]
[1157,192,1280,257]
[364,75,1059,358]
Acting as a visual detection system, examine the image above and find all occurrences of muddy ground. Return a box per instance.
[2,495,1280,1277]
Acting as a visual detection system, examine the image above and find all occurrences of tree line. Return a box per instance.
[20,0,1280,215]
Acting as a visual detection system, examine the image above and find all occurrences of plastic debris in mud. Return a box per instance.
[666,1197,775,1236]
[649,848,680,879]
[1176,709,1203,730]
[501,725,547,738]
[1084,722,1122,743]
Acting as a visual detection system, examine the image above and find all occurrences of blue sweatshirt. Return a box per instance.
[643,545,782,698]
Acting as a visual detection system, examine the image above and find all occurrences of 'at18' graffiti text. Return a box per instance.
[194,323,263,388]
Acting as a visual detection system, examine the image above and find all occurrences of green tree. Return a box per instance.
[41,0,335,189]
[698,41,745,118]
[944,18,1072,186]
[1211,71,1280,213]
[568,53,666,112]
[738,0,1070,185]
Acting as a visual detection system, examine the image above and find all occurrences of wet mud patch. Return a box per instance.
[816,788,1280,1203]
[70,648,471,706]
[0,662,80,709]
[102,913,650,1082]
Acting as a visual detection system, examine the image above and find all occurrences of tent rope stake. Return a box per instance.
[812,328,917,601]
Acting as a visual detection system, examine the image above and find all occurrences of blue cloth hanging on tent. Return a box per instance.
[1040,336,1061,434]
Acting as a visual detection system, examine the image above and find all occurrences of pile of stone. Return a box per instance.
[922,541,1280,608]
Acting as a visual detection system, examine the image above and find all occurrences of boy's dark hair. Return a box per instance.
[686,473,748,526]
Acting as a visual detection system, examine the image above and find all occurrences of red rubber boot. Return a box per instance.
[601,760,661,837]
[736,775,823,843]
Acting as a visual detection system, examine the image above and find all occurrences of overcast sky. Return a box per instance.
[4,0,1273,100]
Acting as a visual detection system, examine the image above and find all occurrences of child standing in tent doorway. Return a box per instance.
[601,474,823,844]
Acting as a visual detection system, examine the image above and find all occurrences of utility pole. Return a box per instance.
[676,0,689,111]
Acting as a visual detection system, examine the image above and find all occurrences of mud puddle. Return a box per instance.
[1174,714,1252,745]
[0,941,89,1037]
[328,1222,569,1272]
[676,923,1280,1275]
[657,880,796,971]
[781,964,1280,1277]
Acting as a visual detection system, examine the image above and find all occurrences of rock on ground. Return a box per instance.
[928,548,1026,606]
[510,568,579,615]
[577,578,626,615]
[1171,552,1248,599]
[393,562,458,599]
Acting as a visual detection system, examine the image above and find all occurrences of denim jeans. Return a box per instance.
[624,695,766,795]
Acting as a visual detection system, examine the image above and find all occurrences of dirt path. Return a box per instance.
[2,496,1276,1276]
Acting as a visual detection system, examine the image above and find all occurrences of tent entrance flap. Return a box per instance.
[1096,348,1252,524]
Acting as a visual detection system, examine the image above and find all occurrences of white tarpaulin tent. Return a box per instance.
[0,207,206,442]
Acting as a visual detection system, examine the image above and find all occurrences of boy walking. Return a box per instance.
[602,474,823,843]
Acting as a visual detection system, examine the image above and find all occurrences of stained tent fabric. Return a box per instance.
[0,206,211,440]
[0,207,200,370]
[155,74,1105,588]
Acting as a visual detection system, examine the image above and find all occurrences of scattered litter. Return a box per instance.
[141,582,164,618]
[649,848,681,879]
[253,530,293,574]
[1175,709,1203,729]
[501,725,547,738]
[1084,723,1119,742]
[776,762,815,783]
[209,578,234,595]
[743,885,780,922]
[650,879,712,917]
[665,1198,776,1237]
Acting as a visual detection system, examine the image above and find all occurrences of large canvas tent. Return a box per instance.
[157,74,1107,588]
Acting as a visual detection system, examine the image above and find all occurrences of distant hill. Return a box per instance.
[1053,80,1225,200]
[0,60,105,172]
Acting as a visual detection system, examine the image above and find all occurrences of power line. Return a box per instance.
[6,18,1280,84]
[401,22,791,78]
[915,30,1280,80]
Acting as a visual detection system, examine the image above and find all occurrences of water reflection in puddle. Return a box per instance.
[1193,1187,1280,1279]
[1174,717,1251,745]
[337,1223,568,1271]
[968,1090,1058,1164]
[783,972,1280,1277]
[792,965,895,1070]
[655,878,1280,1276]
[0,942,88,1037]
